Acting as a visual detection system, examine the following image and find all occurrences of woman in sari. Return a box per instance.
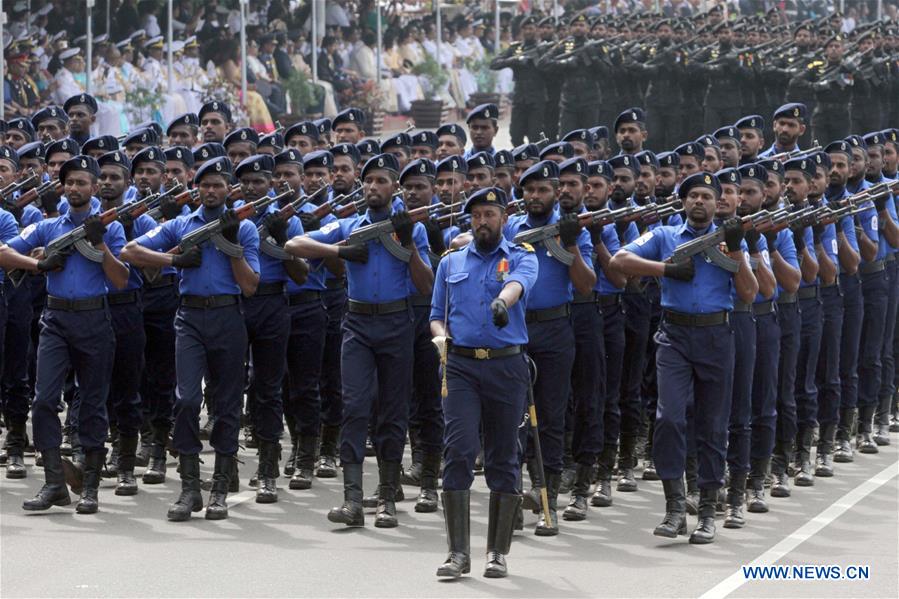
[219,40,275,134]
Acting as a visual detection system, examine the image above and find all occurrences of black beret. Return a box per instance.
[360,153,400,180]
[98,150,131,172]
[130,146,166,172]
[198,101,232,123]
[331,142,361,164]
[678,172,721,199]
[235,154,275,178]
[400,158,436,183]
[44,137,80,159]
[193,156,233,184]
[166,112,199,135]
[59,155,101,182]
[285,120,319,142]
[164,146,195,168]
[81,135,118,154]
[64,93,98,114]
[223,127,260,148]
[436,123,467,145]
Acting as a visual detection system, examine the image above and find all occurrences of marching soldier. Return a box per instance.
[490,16,546,146]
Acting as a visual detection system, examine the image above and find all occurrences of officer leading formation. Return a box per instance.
[1,5,898,584]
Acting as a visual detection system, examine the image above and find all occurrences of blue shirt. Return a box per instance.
[759,142,800,158]
[824,186,860,253]
[790,216,818,288]
[9,205,126,299]
[772,228,801,296]
[134,205,260,296]
[504,210,594,310]
[594,222,623,295]
[846,178,881,265]
[866,174,899,258]
[57,195,101,215]
[288,202,337,294]
[110,212,160,292]
[252,202,304,284]
[464,146,495,160]
[430,237,538,348]
[621,221,744,313]
[0,208,21,283]
[308,206,431,303]
[749,234,773,303]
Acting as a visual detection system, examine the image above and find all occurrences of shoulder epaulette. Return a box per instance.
[517,242,535,253]
[441,247,463,257]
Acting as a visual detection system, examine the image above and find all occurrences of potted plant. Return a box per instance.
[342,79,388,137]
[283,70,324,119]
[467,53,502,110]
[410,53,450,128]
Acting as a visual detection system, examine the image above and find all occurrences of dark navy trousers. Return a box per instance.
[816,284,844,427]
[339,309,414,465]
[32,306,115,451]
[284,295,327,438]
[172,303,247,455]
[410,304,443,455]
[244,293,289,442]
[107,300,145,437]
[877,260,898,423]
[653,320,734,488]
[727,311,756,476]
[140,283,178,429]
[795,294,823,429]
[620,292,652,457]
[570,301,605,465]
[442,353,529,494]
[524,315,575,475]
[750,311,780,461]
[857,270,888,414]
[2,280,31,426]
[839,273,863,409]
[320,286,346,428]
[600,300,626,473]
[775,302,801,451]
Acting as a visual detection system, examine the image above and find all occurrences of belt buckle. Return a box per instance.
[474,348,490,360]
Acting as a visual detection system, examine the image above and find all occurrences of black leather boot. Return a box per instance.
[815,423,836,477]
[375,461,401,528]
[856,405,878,454]
[415,452,441,513]
[401,427,423,486]
[256,441,279,504]
[746,458,770,513]
[103,423,119,478]
[22,448,71,511]
[563,463,593,521]
[685,454,699,514]
[75,448,106,514]
[689,487,718,544]
[521,458,543,512]
[328,463,364,527]
[289,435,317,490]
[115,434,139,496]
[834,408,856,462]
[794,427,815,487]
[770,442,792,498]
[142,425,169,484]
[723,472,746,529]
[436,490,470,578]
[484,492,520,578]
[534,472,560,536]
[167,453,203,521]
[136,423,152,468]
[653,478,687,537]
[5,420,28,479]
[559,431,575,494]
[283,435,299,477]
[205,453,233,520]
[617,435,638,492]
[315,424,339,478]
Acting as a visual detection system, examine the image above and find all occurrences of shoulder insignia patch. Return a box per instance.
[518,242,535,252]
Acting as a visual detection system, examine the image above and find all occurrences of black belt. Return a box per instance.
[777,292,797,305]
[662,309,729,327]
[859,260,885,275]
[797,286,819,300]
[624,280,645,294]
[144,274,177,289]
[733,300,752,313]
[180,294,239,309]
[753,301,776,316]
[598,294,621,308]
[107,290,139,305]
[346,298,408,315]
[571,291,597,305]
[448,343,522,360]
[526,303,570,323]
[886,253,896,264]
[255,282,286,296]
[409,294,432,307]
[325,278,345,290]
[47,295,106,312]
[288,290,321,305]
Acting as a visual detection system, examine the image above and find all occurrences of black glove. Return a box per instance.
[615,220,630,239]
[36,251,67,272]
[559,212,581,248]
[337,243,369,263]
[723,217,745,252]
[490,297,509,329]
[663,259,695,282]
[763,230,779,252]
[790,223,806,253]
[83,215,107,246]
[39,190,60,215]
[172,246,203,269]
[874,194,888,213]
[744,228,760,254]
[220,209,240,244]
[812,223,826,245]
[390,210,414,247]
[263,213,289,245]
[423,218,446,255]
[299,211,320,232]
[159,195,182,221]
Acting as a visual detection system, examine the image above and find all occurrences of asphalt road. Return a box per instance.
[1,432,896,598]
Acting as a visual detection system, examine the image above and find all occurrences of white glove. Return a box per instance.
[431,335,447,360]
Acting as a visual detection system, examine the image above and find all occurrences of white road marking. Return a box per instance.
[698,459,899,599]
